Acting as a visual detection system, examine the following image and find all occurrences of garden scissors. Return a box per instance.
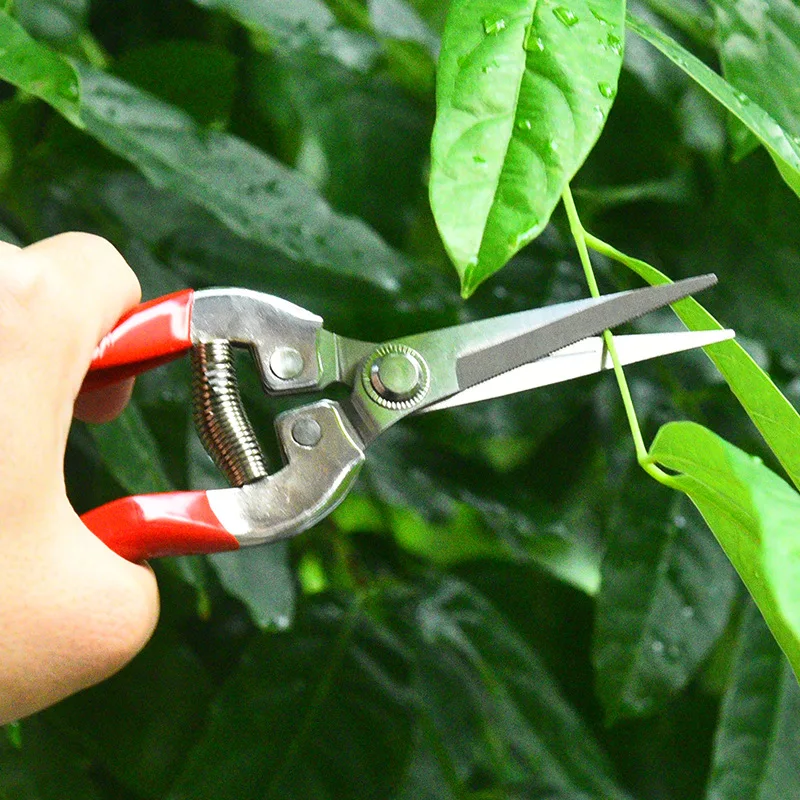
[81,276,733,561]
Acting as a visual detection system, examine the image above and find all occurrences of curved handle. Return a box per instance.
[203,400,366,546]
[83,289,195,392]
[81,491,239,561]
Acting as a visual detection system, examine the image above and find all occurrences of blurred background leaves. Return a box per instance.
[0,0,799,798]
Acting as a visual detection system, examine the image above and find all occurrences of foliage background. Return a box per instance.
[0,0,799,797]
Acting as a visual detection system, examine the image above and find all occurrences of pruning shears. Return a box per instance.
[81,276,733,561]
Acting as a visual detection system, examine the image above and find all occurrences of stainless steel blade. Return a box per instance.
[456,275,717,390]
[422,329,734,413]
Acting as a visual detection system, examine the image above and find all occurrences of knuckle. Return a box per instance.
[0,256,49,331]
[40,232,140,299]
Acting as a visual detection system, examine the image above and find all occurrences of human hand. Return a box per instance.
[0,233,159,725]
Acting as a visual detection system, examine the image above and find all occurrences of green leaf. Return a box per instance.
[585,233,800,494]
[649,421,800,677]
[0,11,81,126]
[113,41,238,128]
[368,0,440,53]
[89,400,174,495]
[190,0,381,72]
[430,0,625,295]
[15,0,89,45]
[393,579,631,797]
[249,44,432,246]
[364,425,606,595]
[706,602,800,800]
[167,595,414,800]
[627,12,800,198]
[0,718,103,799]
[74,64,408,291]
[594,481,737,723]
[208,546,295,631]
[44,629,214,799]
[712,0,800,163]
[396,738,458,800]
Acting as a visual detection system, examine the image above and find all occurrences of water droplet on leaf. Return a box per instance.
[524,25,545,52]
[516,118,532,131]
[651,639,665,655]
[483,15,507,34]
[473,154,487,164]
[735,91,751,106]
[553,6,579,26]
[59,82,79,102]
[598,81,615,99]
[607,33,623,55]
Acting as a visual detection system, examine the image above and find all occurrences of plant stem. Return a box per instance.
[562,186,676,487]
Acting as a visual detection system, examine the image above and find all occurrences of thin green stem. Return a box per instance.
[562,186,676,487]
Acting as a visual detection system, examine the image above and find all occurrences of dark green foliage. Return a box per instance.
[1,1,800,798]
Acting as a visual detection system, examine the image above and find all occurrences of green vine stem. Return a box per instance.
[562,186,676,487]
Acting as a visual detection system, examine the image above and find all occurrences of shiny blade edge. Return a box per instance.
[421,329,734,413]
[456,274,717,390]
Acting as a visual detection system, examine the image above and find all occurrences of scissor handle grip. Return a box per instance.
[82,401,365,560]
[83,289,195,393]
[81,490,239,562]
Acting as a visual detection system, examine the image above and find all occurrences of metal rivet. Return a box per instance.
[270,347,304,380]
[370,351,422,403]
[291,417,322,447]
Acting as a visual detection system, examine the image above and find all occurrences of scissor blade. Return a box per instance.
[456,275,717,390]
[421,329,734,413]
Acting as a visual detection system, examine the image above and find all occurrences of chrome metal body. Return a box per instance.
[183,280,733,545]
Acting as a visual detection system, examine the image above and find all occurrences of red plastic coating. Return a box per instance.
[81,491,240,562]
[82,289,195,392]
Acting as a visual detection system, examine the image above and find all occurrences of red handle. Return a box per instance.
[81,491,240,561]
[82,289,195,392]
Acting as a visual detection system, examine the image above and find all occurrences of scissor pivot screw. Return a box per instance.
[291,417,322,447]
[364,344,429,409]
[270,347,305,380]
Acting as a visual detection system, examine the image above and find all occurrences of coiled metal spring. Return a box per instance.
[191,340,268,487]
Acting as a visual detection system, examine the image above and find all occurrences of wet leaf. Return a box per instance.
[594,480,737,723]
[89,400,174,494]
[649,421,800,677]
[167,595,414,800]
[44,629,214,799]
[430,0,625,295]
[208,546,295,631]
[190,0,380,72]
[627,12,800,198]
[706,602,800,800]
[391,578,632,797]
[75,65,410,292]
[0,11,81,125]
[712,0,800,164]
